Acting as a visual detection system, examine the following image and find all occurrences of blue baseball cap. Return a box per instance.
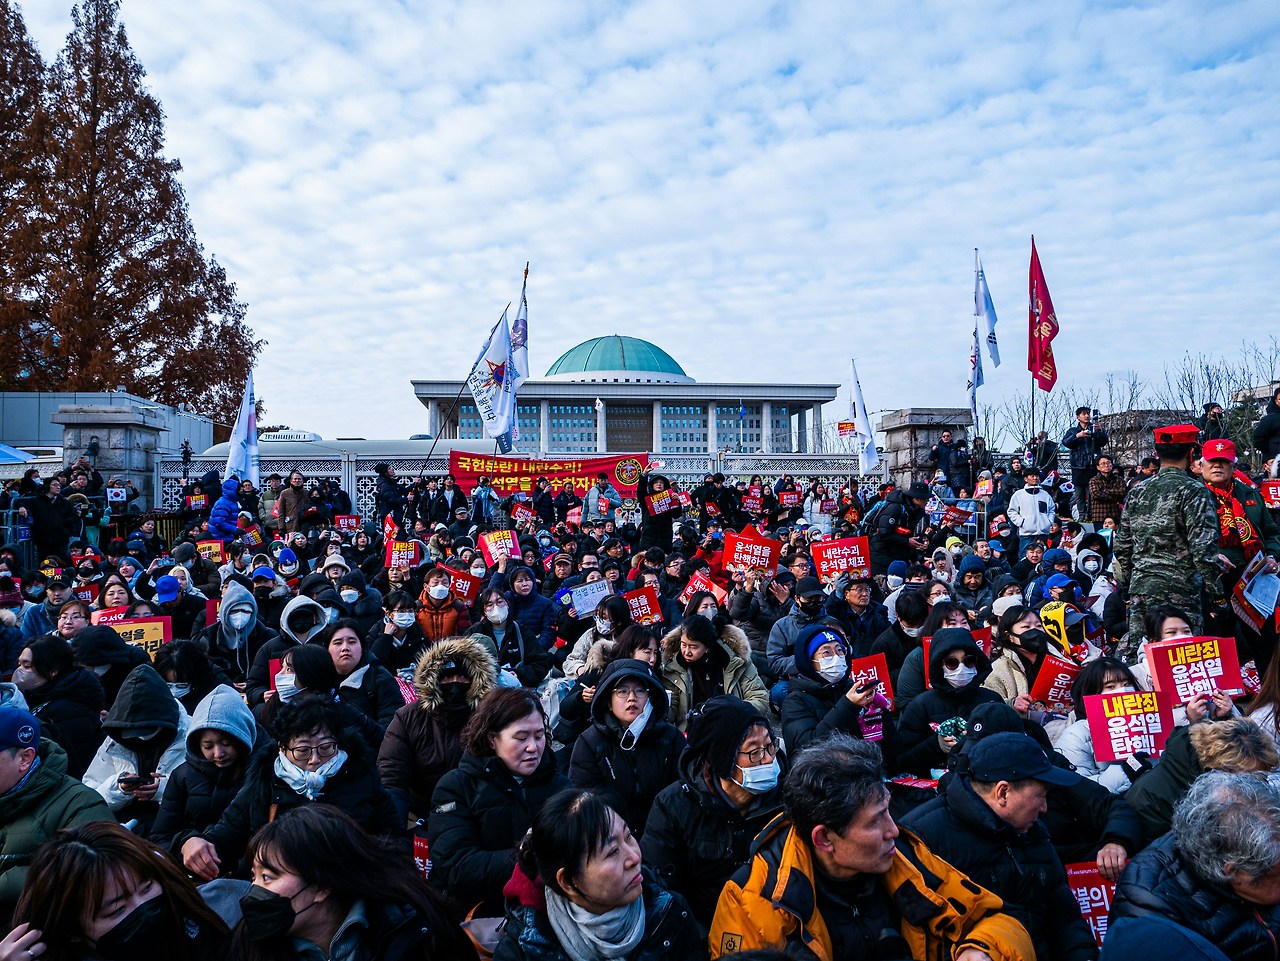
[251,566,277,581]
[154,575,181,603]
[0,706,40,751]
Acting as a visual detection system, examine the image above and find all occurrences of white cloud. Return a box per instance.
[19,0,1280,447]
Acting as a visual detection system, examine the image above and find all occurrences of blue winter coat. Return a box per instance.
[207,478,242,541]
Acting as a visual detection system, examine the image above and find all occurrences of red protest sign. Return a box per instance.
[382,513,398,543]
[438,565,480,603]
[940,505,973,526]
[184,494,208,510]
[479,530,519,567]
[1145,635,1243,704]
[269,658,283,691]
[72,585,99,604]
[384,540,422,568]
[820,498,836,513]
[566,507,582,526]
[1065,863,1117,947]
[1085,690,1174,762]
[723,532,782,574]
[1262,479,1280,509]
[747,485,763,498]
[196,540,225,564]
[1243,659,1262,695]
[778,491,801,508]
[398,676,418,706]
[741,495,764,514]
[1028,655,1081,710]
[975,479,994,497]
[849,653,895,710]
[970,626,993,657]
[679,570,727,605]
[622,586,664,625]
[675,491,692,508]
[91,606,129,625]
[240,525,265,547]
[413,834,431,879]
[335,514,361,533]
[810,537,871,583]
[988,518,1003,538]
[510,501,537,525]
[645,490,678,515]
[205,597,221,626]
[837,421,856,438]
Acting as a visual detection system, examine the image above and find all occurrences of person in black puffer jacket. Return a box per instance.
[337,568,384,635]
[1112,771,1280,961]
[902,732,1099,961]
[1252,387,1280,468]
[15,636,103,779]
[491,563,557,652]
[150,683,257,853]
[312,618,403,736]
[69,623,149,710]
[641,695,784,928]
[568,658,683,836]
[895,627,1003,776]
[244,594,326,708]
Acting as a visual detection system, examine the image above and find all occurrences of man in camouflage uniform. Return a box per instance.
[1113,424,1226,661]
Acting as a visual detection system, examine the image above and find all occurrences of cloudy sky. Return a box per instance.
[23,0,1280,444]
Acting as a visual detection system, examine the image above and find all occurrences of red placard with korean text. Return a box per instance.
[723,532,782,574]
[778,491,801,508]
[741,495,764,514]
[940,505,973,526]
[206,597,221,626]
[384,540,422,568]
[480,530,519,567]
[1084,690,1174,762]
[849,653,895,709]
[645,490,678,515]
[675,491,692,508]
[679,570,727,605]
[91,606,129,625]
[509,502,537,525]
[622,586,664,625]
[1145,635,1243,704]
[438,566,480,603]
[810,537,872,582]
[1262,480,1280,509]
[820,498,836,513]
[335,514,361,533]
[1028,654,1082,710]
[837,421,856,437]
[1065,863,1116,947]
[184,494,208,510]
[382,514,398,543]
[975,479,994,497]
[72,584,99,604]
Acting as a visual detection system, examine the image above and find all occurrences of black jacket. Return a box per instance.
[640,748,783,927]
[1112,831,1280,961]
[367,620,431,673]
[1253,399,1280,463]
[428,748,571,913]
[869,491,924,571]
[70,624,150,710]
[869,620,921,693]
[335,654,405,735]
[903,775,1098,961]
[780,671,894,762]
[568,659,682,834]
[1123,724,1203,846]
[25,667,104,779]
[637,473,682,551]
[150,750,251,853]
[1061,424,1110,471]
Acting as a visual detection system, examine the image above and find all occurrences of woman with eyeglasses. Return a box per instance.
[896,627,1001,777]
[781,625,894,756]
[640,696,783,929]
[568,659,682,836]
[179,694,401,882]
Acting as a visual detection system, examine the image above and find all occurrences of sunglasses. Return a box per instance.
[943,654,979,671]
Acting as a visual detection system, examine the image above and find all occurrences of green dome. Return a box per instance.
[545,336,687,378]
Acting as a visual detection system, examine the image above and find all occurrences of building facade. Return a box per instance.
[412,335,838,455]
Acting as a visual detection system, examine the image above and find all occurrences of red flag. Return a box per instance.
[1028,237,1059,391]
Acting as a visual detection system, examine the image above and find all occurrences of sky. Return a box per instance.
[22,0,1280,444]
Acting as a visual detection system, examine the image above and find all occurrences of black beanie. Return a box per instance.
[685,695,769,779]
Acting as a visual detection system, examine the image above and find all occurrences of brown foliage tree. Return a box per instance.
[0,0,261,425]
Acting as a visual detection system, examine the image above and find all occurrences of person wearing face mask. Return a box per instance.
[896,628,1002,777]
[198,581,279,683]
[14,638,104,779]
[334,569,382,635]
[247,566,289,632]
[82,664,191,834]
[661,608,769,732]
[782,625,893,755]
[490,564,557,654]
[562,595,634,679]
[244,595,326,709]
[314,620,401,737]
[377,636,497,824]
[984,606,1052,718]
[19,576,72,644]
[568,659,682,836]
[153,640,224,718]
[8,820,229,961]
[414,568,472,644]
[472,588,551,688]
[69,623,149,711]
[869,586,930,694]
[366,591,428,672]
[149,684,257,855]
[763,576,843,704]
[640,697,784,928]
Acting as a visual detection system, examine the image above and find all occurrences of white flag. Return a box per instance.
[511,266,529,392]
[225,370,259,487]
[967,324,984,434]
[467,310,517,451]
[594,397,604,415]
[850,358,879,471]
[975,252,1001,367]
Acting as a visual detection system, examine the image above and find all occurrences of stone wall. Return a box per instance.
[51,406,166,509]
[876,408,973,485]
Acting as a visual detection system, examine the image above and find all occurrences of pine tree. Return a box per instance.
[29,0,260,424]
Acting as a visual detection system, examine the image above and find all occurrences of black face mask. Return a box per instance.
[797,598,822,615]
[253,586,273,601]
[1012,629,1050,656]
[94,896,179,959]
[440,681,469,705]
[239,885,299,942]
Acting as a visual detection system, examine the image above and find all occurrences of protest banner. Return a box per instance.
[988,518,1004,538]
[566,507,582,526]
[740,494,763,514]
[778,491,801,508]
[509,501,537,525]
[1085,690,1174,762]
[566,579,613,619]
[940,505,973,526]
[91,606,129,625]
[747,485,763,498]
[645,490,679,515]
[975,479,994,497]
[1064,863,1116,946]
[622,586,664,625]
[1145,635,1243,704]
[438,565,480,603]
[448,451,648,499]
[679,570,727,605]
[107,616,172,659]
[184,494,208,510]
[334,514,361,533]
[1262,479,1280,509]
[675,491,692,508]
[71,584,99,604]
[196,540,225,564]
[849,653,895,709]
[479,530,519,567]
[723,532,782,574]
[384,540,422,568]
[1027,655,1082,710]
[206,597,221,626]
[837,421,856,437]
[810,537,872,583]
[1244,660,1263,695]
[382,514,398,543]
[820,498,836,513]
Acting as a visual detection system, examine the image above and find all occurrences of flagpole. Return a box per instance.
[1029,235,1036,445]
[424,304,511,466]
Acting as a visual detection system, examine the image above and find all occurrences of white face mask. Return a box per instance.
[736,757,781,794]
[275,672,298,702]
[1105,685,1137,696]
[471,566,486,578]
[943,664,978,689]
[901,624,923,638]
[929,595,947,606]
[886,575,904,590]
[428,584,450,601]
[325,608,340,623]
[595,616,613,636]
[486,604,509,624]
[392,612,416,629]
[228,610,253,630]
[816,655,847,683]
[339,589,359,603]
[168,682,191,700]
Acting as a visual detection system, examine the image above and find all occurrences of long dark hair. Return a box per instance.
[233,805,473,961]
[13,821,228,961]
[1069,657,1143,721]
[1249,651,1280,739]
[517,789,624,897]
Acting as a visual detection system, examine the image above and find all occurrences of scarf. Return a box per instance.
[274,749,348,800]
[1210,483,1262,561]
[544,886,645,960]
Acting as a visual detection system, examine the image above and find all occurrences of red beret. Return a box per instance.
[1153,424,1199,445]
[1202,439,1237,461]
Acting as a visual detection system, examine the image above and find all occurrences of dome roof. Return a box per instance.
[545,336,688,380]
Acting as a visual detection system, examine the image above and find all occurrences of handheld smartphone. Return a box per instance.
[118,774,155,788]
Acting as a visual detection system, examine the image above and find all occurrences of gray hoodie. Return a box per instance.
[187,683,256,755]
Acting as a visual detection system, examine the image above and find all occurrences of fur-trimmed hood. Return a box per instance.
[411,636,497,712]
[661,622,750,662]
[582,638,617,675]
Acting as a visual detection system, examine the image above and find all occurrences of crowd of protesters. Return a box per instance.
[0,391,1276,958]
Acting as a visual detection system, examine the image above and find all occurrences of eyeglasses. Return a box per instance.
[943,654,979,671]
[612,685,650,700]
[285,740,339,762]
[738,742,779,765]
[846,584,872,593]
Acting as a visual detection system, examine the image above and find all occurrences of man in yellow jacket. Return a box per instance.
[710,732,1032,961]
